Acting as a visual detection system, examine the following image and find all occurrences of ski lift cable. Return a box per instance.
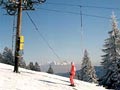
[37,7,111,20]
[45,2,120,10]
[26,12,61,61]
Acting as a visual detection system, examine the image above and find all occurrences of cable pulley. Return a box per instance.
[6,4,17,15]
[7,8,16,15]
[23,0,34,10]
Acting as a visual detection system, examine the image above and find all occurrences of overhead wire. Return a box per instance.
[46,2,78,7]
[36,7,115,54]
[82,5,120,10]
[37,7,111,20]
[37,2,120,56]
[45,2,120,10]
[26,12,61,61]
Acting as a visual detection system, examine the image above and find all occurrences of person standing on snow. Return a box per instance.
[69,62,76,86]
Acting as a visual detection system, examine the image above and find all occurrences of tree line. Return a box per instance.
[0,47,53,73]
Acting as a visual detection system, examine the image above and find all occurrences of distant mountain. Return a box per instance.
[55,66,105,79]
[41,63,81,74]
[47,61,70,66]
[41,61,105,79]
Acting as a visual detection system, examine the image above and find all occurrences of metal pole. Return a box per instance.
[14,0,22,73]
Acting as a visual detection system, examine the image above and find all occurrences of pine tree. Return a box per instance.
[0,53,3,62]
[34,62,41,71]
[47,65,54,74]
[2,47,14,65]
[27,62,35,70]
[19,57,26,68]
[80,50,98,83]
[101,13,120,89]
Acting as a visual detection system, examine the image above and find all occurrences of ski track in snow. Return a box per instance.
[0,63,108,90]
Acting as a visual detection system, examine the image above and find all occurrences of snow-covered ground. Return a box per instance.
[0,63,107,90]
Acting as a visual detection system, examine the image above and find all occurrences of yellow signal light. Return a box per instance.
[20,36,24,43]
[20,43,24,50]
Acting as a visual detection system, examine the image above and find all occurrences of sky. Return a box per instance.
[0,0,120,65]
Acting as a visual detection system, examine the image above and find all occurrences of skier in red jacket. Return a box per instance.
[69,62,76,86]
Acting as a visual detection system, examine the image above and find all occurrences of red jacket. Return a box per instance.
[70,63,76,76]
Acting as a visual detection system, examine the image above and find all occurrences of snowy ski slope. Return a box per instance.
[0,63,107,90]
